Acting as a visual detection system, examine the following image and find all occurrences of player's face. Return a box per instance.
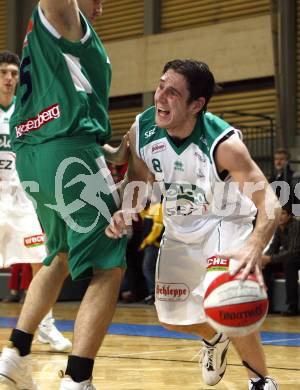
[78,0,104,23]
[274,153,288,171]
[154,69,202,135]
[0,63,19,98]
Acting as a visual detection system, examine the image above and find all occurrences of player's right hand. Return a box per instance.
[105,209,138,239]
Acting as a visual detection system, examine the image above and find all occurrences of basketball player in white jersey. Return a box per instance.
[106,59,280,390]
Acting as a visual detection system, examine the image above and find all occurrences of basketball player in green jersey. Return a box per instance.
[0,1,127,390]
[0,50,72,352]
[106,60,280,389]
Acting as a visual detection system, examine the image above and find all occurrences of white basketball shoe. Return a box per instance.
[59,374,96,390]
[201,333,230,385]
[248,377,278,389]
[37,318,72,352]
[0,346,39,389]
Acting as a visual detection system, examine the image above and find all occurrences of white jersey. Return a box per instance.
[136,106,257,245]
[0,99,46,267]
[0,100,19,184]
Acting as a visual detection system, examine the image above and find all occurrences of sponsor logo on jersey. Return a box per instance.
[23,19,33,48]
[194,150,206,163]
[152,142,166,154]
[15,104,61,138]
[164,182,208,204]
[196,168,205,178]
[156,282,189,302]
[0,159,13,170]
[0,135,11,150]
[24,234,45,248]
[199,134,208,147]
[207,256,229,272]
[174,160,184,172]
[145,126,157,139]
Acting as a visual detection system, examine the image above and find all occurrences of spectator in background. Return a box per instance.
[269,148,294,209]
[262,206,300,316]
[107,160,147,303]
[106,162,128,184]
[2,264,32,303]
[139,202,164,304]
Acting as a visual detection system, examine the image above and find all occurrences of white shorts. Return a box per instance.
[155,221,253,325]
[0,184,47,267]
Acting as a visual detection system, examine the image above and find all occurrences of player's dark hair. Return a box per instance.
[0,51,20,67]
[162,59,215,114]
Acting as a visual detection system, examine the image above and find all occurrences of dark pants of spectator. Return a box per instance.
[121,224,147,300]
[263,257,300,310]
[8,263,32,291]
[283,257,300,307]
[263,263,283,312]
[142,245,159,296]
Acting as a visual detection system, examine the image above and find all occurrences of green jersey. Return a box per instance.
[10,4,112,150]
[136,106,256,244]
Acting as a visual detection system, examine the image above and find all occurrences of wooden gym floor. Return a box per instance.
[0,302,299,389]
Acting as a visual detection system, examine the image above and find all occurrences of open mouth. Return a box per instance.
[157,108,170,118]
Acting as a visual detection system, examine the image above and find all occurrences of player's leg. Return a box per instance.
[231,332,278,389]
[0,143,70,389]
[57,142,127,389]
[72,267,123,358]
[16,253,69,332]
[31,263,72,352]
[155,238,230,386]
[0,253,69,390]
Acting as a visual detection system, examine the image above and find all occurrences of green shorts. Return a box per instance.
[16,136,127,280]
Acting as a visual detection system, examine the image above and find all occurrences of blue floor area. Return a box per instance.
[1,316,300,347]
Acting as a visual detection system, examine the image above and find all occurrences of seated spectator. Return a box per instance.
[262,206,300,316]
[119,216,147,303]
[269,148,294,209]
[139,202,164,304]
[106,160,147,303]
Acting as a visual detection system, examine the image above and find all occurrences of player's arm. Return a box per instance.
[127,122,154,183]
[40,0,84,41]
[102,133,130,165]
[215,134,281,285]
[105,121,154,238]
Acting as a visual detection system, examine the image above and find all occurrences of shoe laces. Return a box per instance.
[85,383,95,390]
[200,341,215,370]
[250,378,266,390]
